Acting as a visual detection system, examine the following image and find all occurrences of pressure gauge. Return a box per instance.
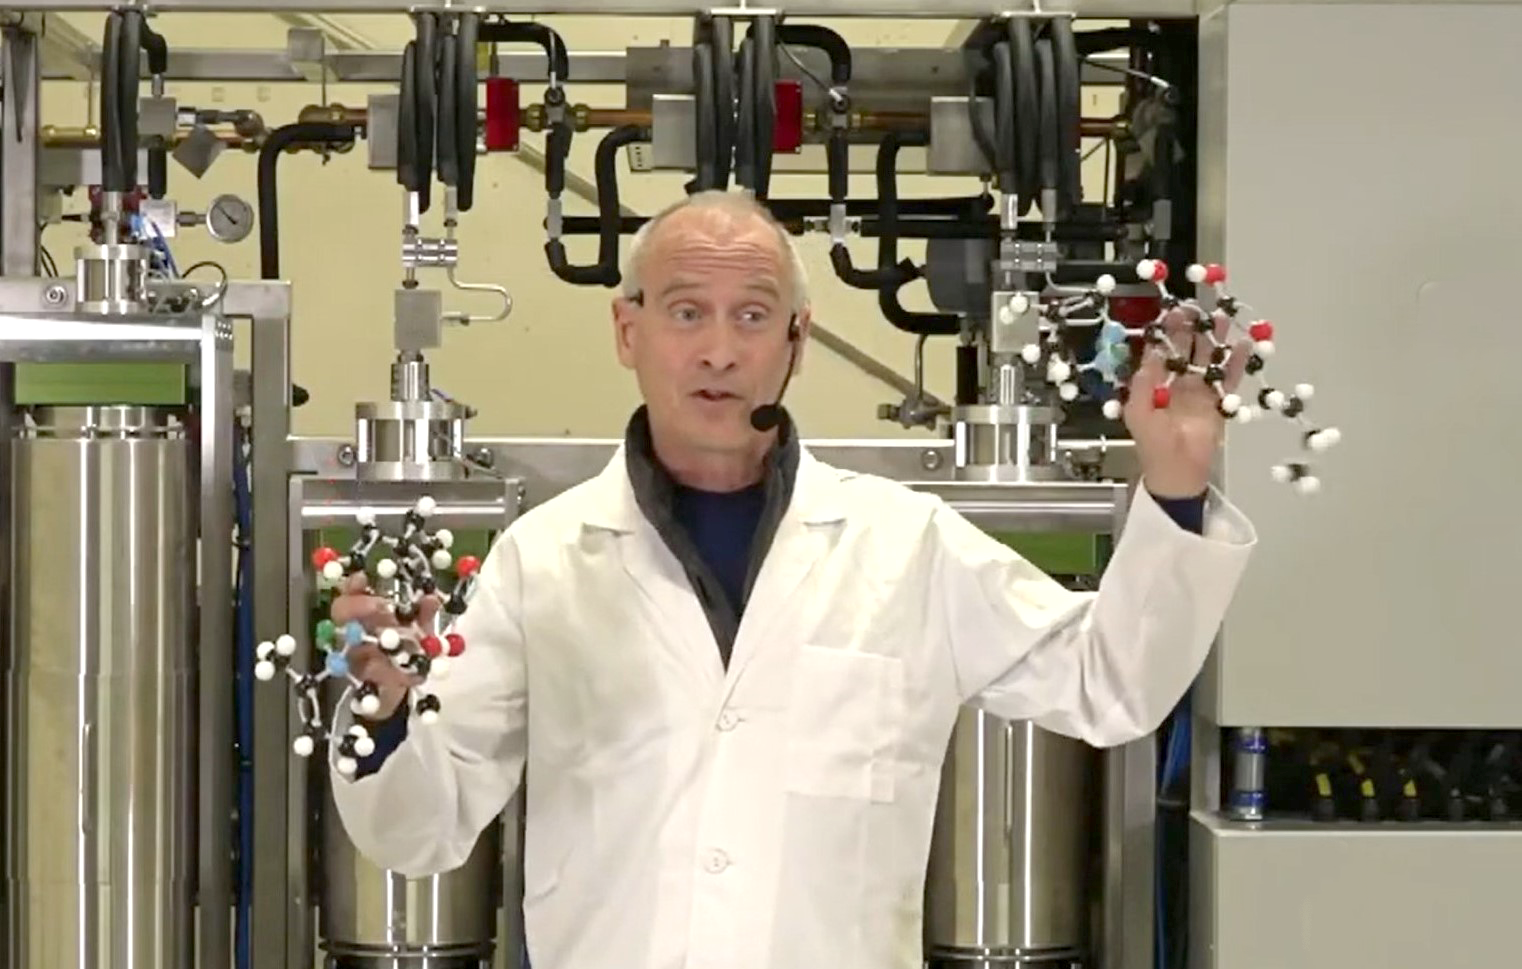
[205,194,254,243]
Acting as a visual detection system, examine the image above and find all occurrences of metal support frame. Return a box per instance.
[2,0,1198,15]
[219,282,306,969]
[0,276,235,969]
[1,22,40,276]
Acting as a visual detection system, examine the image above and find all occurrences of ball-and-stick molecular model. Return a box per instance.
[254,496,480,775]
[1034,259,1341,494]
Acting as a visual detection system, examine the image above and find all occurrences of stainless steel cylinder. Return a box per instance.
[73,242,150,314]
[354,400,470,483]
[952,404,1062,483]
[321,778,503,969]
[4,405,195,969]
[925,707,1099,966]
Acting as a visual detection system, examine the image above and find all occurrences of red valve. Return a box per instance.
[773,81,804,154]
[312,547,339,569]
[421,635,444,658]
[455,555,481,579]
[1152,386,1172,409]
[446,633,466,657]
[484,78,520,152]
[1248,321,1275,342]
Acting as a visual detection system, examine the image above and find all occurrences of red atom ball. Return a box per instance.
[1151,260,1169,282]
[1152,386,1172,409]
[1248,321,1275,342]
[421,635,444,658]
[446,633,466,657]
[455,555,481,579]
[311,546,339,568]
[1204,263,1227,285]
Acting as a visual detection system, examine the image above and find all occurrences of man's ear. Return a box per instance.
[611,297,638,369]
[792,306,812,374]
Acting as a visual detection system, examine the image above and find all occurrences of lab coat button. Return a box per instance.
[716,710,739,731]
[703,849,730,873]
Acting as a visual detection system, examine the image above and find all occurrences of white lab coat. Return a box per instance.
[330,445,1256,969]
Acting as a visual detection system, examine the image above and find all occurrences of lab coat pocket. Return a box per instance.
[784,645,903,803]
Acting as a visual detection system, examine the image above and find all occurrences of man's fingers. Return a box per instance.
[331,594,391,626]
[339,572,370,596]
[1222,337,1252,394]
[418,595,442,627]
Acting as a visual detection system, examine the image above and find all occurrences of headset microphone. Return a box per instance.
[750,317,801,432]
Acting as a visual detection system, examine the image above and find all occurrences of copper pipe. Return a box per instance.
[42,125,251,149]
[298,103,369,126]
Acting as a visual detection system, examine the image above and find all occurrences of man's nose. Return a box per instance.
[699,323,741,370]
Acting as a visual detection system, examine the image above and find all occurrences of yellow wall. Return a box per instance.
[39,13,1122,440]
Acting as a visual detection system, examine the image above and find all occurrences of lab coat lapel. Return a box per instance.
[724,450,848,689]
[580,451,726,694]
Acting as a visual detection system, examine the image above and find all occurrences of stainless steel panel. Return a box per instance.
[321,800,502,958]
[926,710,1099,964]
[649,94,696,171]
[1199,2,1522,728]
[4,406,195,969]
[928,97,994,177]
[1,28,40,277]
[1190,813,1522,969]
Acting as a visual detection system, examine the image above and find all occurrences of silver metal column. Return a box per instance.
[200,313,236,969]
[4,405,195,969]
[221,280,309,969]
[926,712,1099,966]
[0,21,40,277]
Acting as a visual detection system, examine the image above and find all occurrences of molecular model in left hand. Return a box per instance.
[254,497,480,775]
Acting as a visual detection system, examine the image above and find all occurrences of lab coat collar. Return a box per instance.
[580,407,849,533]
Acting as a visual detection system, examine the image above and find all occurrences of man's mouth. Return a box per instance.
[694,390,739,402]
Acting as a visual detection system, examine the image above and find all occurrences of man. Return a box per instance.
[328,190,1256,969]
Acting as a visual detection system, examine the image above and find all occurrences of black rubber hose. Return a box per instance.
[751,16,777,199]
[688,41,718,192]
[413,13,438,213]
[395,42,420,192]
[117,11,142,191]
[877,132,960,337]
[1075,26,1167,56]
[956,344,980,405]
[557,196,994,235]
[456,13,480,211]
[1035,38,1059,203]
[100,14,122,193]
[704,16,735,189]
[435,33,459,188]
[776,24,851,85]
[1007,19,1040,214]
[479,21,569,82]
[827,125,916,291]
[139,20,169,199]
[258,122,361,280]
[734,37,756,191]
[992,40,1016,195]
[1051,18,1082,217]
[544,119,573,199]
[545,124,647,287]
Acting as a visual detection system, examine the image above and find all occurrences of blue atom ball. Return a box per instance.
[326,652,350,677]
[345,620,365,646]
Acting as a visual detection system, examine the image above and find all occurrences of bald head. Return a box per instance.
[622,190,810,314]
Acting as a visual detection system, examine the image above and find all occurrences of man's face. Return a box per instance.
[612,206,808,456]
